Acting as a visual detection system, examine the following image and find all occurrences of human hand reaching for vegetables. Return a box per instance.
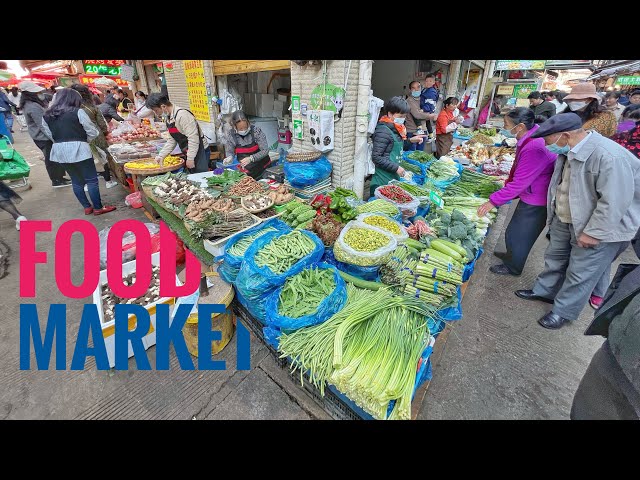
[397,166,406,176]
[577,233,600,249]
[240,155,253,167]
[477,200,495,217]
[186,159,195,169]
[154,156,163,166]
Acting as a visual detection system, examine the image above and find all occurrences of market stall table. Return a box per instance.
[124,160,185,220]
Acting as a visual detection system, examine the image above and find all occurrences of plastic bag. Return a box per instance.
[235,230,325,322]
[462,246,484,282]
[400,154,427,185]
[110,121,136,137]
[374,186,420,221]
[263,326,281,350]
[333,221,397,267]
[356,213,409,244]
[437,285,463,321]
[283,156,332,188]
[265,263,347,331]
[125,191,143,209]
[219,218,291,283]
[322,247,380,281]
[99,223,160,269]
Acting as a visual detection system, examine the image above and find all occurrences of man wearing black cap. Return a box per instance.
[515,113,640,329]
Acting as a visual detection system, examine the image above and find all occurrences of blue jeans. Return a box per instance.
[0,112,13,142]
[404,131,425,152]
[62,158,103,209]
[4,113,13,131]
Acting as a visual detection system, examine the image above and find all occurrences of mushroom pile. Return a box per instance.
[101,266,163,324]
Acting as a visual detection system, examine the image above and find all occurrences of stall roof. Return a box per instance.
[587,60,640,80]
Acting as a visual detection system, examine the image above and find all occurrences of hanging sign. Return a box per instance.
[293,119,304,140]
[495,60,546,71]
[310,83,345,112]
[513,84,537,99]
[616,76,640,86]
[82,60,125,76]
[78,75,129,87]
[496,85,515,96]
[120,64,135,82]
[291,95,301,114]
[183,60,210,122]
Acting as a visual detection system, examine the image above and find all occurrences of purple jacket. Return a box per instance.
[489,124,557,207]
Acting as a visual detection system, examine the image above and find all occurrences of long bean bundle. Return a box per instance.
[228,227,278,257]
[278,267,335,318]
[255,231,316,274]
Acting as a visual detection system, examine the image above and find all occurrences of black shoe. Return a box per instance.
[515,289,554,304]
[538,311,570,330]
[52,179,72,188]
[493,251,508,260]
[490,264,519,276]
[10,129,15,133]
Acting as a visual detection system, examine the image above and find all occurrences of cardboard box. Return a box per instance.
[278,94,288,103]
[273,100,285,117]
[256,94,275,118]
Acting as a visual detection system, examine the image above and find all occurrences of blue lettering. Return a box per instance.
[197,304,226,370]
[115,304,151,370]
[20,304,66,370]
[236,319,250,370]
[71,304,109,370]
[156,303,194,370]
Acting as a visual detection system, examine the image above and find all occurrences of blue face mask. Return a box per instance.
[411,90,421,98]
[499,125,517,138]
[393,117,405,125]
[546,137,570,155]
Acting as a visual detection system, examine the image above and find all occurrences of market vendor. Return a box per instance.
[222,110,271,180]
[147,92,210,173]
[435,97,462,159]
[133,91,155,120]
[369,96,425,196]
[113,88,134,118]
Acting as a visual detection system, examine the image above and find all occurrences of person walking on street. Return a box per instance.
[17,81,71,188]
[146,93,210,173]
[405,81,433,152]
[570,228,640,420]
[515,113,640,329]
[477,108,557,276]
[435,97,462,158]
[0,181,27,230]
[7,87,26,131]
[41,88,116,216]
[0,88,16,141]
[528,91,556,123]
[564,83,617,138]
[604,91,627,122]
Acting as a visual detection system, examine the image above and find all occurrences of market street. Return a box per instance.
[1,129,636,420]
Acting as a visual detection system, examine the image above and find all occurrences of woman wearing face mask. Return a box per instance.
[613,104,640,159]
[369,96,425,196]
[147,92,210,173]
[222,110,271,180]
[477,108,557,276]
[132,91,155,120]
[404,81,432,151]
[435,97,463,158]
[563,83,617,138]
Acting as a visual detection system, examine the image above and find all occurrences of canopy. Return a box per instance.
[587,60,640,80]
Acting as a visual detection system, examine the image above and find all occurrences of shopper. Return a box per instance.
[8,86,26,131]
[435,97,462,158]
[0,88,16,140]
[41,88,116,216]
[98,94,124,124]
[222,110,271,179]
[476,96,500,126]
[70,84,119,189]
[147,92,210,173]
[545,91,567,114]
[419,74,438,143]
[570,229,640,420]
[629,89,640,105]
[369,96,425,196]
[132,91,155,120]
[17,81,71,188]
[0,181,27,230]
[527,91,556,123]
[515,113,640,329]
[404,81,433,152]
[604,91,626,122]
[564,83,617,138]
[613,104,640,156]
[477,108,557,276]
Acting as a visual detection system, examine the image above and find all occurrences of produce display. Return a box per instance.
[478,126,497,137]
[228,227,278,257]
[194,209,258,240]
[455,169,503,197]
[124,155,182,170]
[267,184,295,205]
[344,227,390,252]
[427,209,486,260]
[151,175,214,208]
[254,207,280,219]
[427,156,460,182]
[207,170,245,189]
[100,266,163,323]
[282,202,317,228]
[278,267,336,318]
[406,218,434,240]
[333,222,396,267]
[107,123,160,143]
[108,141,162,161]
[456,127,474,137]
[407,151,436,164]
[355,199,400,217]
[255,231,316,274]
[185,198,234,221]
[376,185,414,204]
[399,160,422,175]
[468,133,494,146]
[242,192,274,213]
[362,215,401,235]
[327,188,358,223]
[228,176,265,196]
[310,213,344,247]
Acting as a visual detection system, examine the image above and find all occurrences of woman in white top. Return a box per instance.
[132,91,155,120]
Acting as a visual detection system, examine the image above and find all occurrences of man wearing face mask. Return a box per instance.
[515,113,640,330]
[147,93,210,173]
[404,81,434,151]
[527,91,556,124]
[221,111,271,180]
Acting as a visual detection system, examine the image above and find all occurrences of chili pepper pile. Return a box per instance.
[378,185,414,204]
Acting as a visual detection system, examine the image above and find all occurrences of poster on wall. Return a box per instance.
[310,84,345,112]
[293,119,303,140]
[497,85,515,96]
[513,84,536,99]
[183,60,210,122]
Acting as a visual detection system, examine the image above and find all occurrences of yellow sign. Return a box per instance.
[515,99,530,108]
[497,85,514,96]
[183,60,210,122]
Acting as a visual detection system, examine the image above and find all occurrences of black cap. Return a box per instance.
[530,113,583,138]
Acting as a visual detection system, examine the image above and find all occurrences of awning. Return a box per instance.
[587,60,640,80]
[212,60,290,76]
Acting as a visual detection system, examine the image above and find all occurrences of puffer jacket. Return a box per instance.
[371,122,402,173]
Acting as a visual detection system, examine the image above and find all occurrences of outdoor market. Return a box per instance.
[1,59,639,421]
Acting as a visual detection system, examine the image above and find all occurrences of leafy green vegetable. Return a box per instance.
[407,150,436,164]
[206,169,245,188]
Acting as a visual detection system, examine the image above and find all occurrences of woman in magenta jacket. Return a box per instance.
[477,108,557,276]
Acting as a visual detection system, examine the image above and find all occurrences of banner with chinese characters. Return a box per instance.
[78,75,129,87]
[183,60,210,122]
[82,60,125,76]
[616,76,640,86]
[495,60,546,71]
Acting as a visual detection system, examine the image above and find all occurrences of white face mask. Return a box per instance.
[237,129,250,136]
[567,100,589,112]
[393,117,405,125]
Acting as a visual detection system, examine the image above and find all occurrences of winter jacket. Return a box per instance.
[22,100,50,142]
[489,124,557,207]
[0,91,16,113]
[405,95,432,133]
[546,131,640,242]
[420,86,438,114]
[98,98,124,123]
[371,121,402,173]
[530,100,556,123]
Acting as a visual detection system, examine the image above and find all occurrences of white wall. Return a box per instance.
[370,60,418,102]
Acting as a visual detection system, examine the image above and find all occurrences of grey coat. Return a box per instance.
[22,100,49,142]
[546,131,640,242]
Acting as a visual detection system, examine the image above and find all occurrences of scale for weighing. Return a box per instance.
[264,164,285,183]
[285,177,332,199]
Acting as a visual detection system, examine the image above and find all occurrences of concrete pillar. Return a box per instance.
[446,60,462,98]
[352,60,373,199]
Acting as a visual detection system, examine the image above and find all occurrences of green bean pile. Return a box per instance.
[228,227,278,257]
[255,231,316,274]
[355,199,400,217]
[278,267,335,318]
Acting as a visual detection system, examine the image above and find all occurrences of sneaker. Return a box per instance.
[589,295,604,310]
[105,180,119,189]
[93,205,116,215]
[52,179,72,188]
[15,215,26,231]
[84,207,94,215]
[84,185,89,192]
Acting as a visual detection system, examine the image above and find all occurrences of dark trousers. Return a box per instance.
[33,139,66,183]
[404,131,425,152]
[61,158,103,210]
[571,341,640,420]
[502,201,548,275]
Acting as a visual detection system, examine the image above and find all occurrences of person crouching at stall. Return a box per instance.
[222,111,271,180]
[369,96,425,197]
[435,97,462,158]
[146,93,210,173]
